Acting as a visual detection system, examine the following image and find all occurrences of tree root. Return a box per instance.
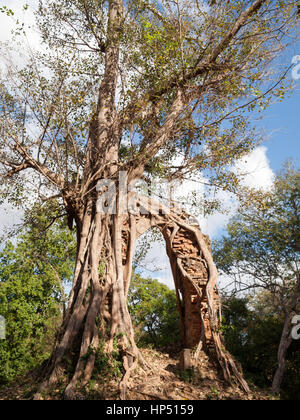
[34,193,250,399]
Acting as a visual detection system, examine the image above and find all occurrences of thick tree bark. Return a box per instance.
[34,192,250,399]
[36,203,140,399]
[271,314,293,395]
[272,274,300,394]
[33,0,259,399]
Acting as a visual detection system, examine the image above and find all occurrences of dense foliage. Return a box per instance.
[0,209,75,384]
[214,164,299,295]
[215,164,300,397]
[128,273,181,348]
[0,0,299,213]
[221,296,300,400]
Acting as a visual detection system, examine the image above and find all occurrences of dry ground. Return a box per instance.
[0,347,275,400]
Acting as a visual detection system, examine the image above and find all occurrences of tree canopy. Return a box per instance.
[214,163,300,298]
[0,0,299,399]
[214,163,300,395]
[0,0,299,210]
[221,295,300,400]
[0,208,75,383]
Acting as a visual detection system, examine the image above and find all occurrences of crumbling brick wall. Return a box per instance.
[162,225,218,350]
[122,214,219,351]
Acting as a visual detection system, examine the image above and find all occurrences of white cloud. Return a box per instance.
[0,0,42,69]
[0,4,276,290]
[233,146,274,191]
[201,146,274,238]
[137,146,275,289]
[151,270,174,291]
[0,200,23,239]
[0,1,38,41]
[134,232,174,289]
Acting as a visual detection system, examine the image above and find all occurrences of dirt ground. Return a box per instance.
[0,347,274,400]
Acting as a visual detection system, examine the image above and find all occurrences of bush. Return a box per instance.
[128,273,181,348]
[221,296,300,399]
[0,214,75,384]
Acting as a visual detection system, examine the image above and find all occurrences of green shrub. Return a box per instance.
[128,273,181,348]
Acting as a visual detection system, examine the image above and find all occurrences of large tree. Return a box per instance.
[0,0,299,398]
[214,164,300,394]
[0,205,75,384]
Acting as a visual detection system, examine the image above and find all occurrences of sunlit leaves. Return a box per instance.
[0,0,299,213]
[214,163,300,289]
[0,204,76,383]
[0,5,14,16]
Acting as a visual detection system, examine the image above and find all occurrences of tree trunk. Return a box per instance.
[272,274,300,394]
[36,201,140,398]
[34,193,250,399]
[271,314,293,395]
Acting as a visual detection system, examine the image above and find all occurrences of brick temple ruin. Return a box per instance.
[121,196,220,353]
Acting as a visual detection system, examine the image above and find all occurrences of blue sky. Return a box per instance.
[138,40,300,288]
[0,0,298,174]
[260,85,300,171]
[0,0,299,288]
[257,35,300,172]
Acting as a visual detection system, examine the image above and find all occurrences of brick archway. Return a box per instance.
[118,194,250,395]
[121,198,219,353]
